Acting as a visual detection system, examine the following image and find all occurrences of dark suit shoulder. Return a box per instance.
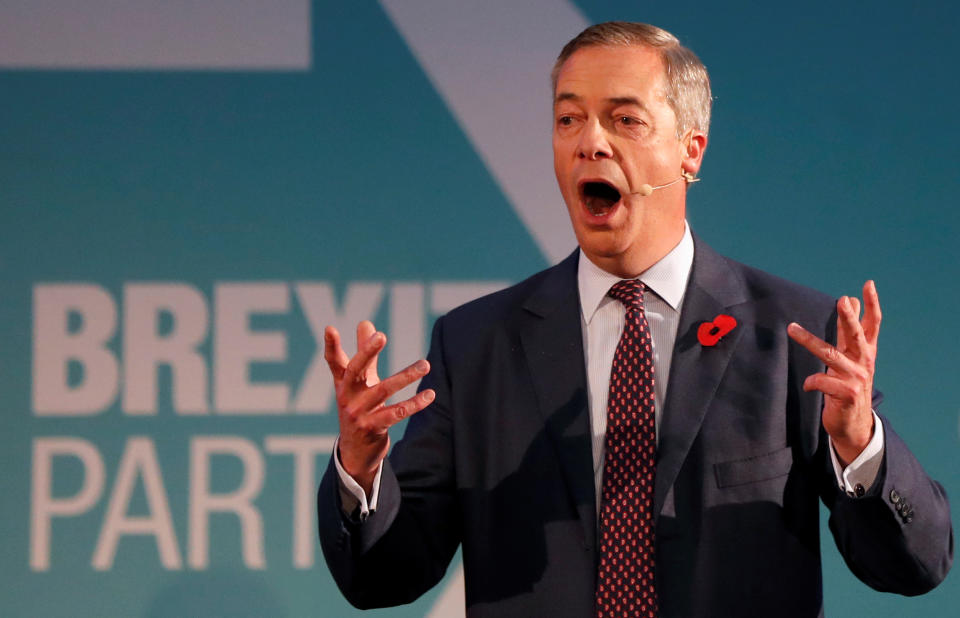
[439,251,578,339]
[717,252,836,325]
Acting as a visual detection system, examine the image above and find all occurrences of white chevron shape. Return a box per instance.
[379,0,588,264]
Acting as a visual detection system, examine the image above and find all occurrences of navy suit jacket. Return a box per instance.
[318,236,952,617]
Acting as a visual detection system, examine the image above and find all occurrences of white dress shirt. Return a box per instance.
[338,222,884,517]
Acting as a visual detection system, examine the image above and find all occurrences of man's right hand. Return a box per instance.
[324,320,435,495]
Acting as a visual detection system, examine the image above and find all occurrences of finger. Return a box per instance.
[343,330,386,386]
[837,296,868,360]
[356,321,380,385]
[323,326,350,381]
[835,297,848,353]
[802,373,860,402]
[352,359,431,411]
[787,322,867,379]
[861,280,882,345]
[356,320,375,346]
[367,389,436,432]
[848,296,861,320]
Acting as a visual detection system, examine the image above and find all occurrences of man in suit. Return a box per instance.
[317,22,952,616]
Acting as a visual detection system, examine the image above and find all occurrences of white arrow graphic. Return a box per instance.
[379,0,587,265]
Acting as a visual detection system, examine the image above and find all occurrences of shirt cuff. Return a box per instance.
[333,436,383,520]
[828,411,885,497]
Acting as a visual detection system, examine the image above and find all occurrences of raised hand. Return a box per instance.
[324,320,435,494]
[787,281,881,466]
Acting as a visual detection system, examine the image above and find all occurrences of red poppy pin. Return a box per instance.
[697,314,737,346]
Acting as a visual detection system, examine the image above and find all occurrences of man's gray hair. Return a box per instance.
[551,22,712,137]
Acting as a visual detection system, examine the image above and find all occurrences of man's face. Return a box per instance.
[553,44,704,276]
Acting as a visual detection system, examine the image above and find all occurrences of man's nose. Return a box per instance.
[577,119,612,160]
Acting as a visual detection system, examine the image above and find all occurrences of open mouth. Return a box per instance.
[581,181,622,216]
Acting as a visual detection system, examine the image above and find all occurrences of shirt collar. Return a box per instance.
[578,221,694,325]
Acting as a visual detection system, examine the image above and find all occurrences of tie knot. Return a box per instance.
[608,279,646,310]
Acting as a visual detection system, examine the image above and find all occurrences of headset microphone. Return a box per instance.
[632,172,700,196]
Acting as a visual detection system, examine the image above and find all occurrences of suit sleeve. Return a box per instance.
[810,301,953,595]
[821,409,953,594]
[317,316,461,609]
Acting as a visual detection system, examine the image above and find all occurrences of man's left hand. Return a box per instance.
[788,280,882,466]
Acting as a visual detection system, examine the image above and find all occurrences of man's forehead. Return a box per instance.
[553,44,667,101]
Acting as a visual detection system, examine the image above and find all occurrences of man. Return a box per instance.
[317,22,952,617]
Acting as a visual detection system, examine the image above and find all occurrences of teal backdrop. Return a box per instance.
[1,1,957,616]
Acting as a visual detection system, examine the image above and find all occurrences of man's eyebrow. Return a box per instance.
[554,92,581,104]
[607,96,649,111]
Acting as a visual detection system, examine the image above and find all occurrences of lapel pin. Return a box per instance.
[697,314,737,346]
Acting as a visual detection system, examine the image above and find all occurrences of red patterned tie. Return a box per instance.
[596,279,658,618]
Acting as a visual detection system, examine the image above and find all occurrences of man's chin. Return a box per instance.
[578,239,629,263]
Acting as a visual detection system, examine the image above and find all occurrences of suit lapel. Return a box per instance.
[513,239,752,537]
[519,251,597,550]
[655,236,749,518]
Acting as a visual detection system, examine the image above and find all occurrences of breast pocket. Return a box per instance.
[713,446,794,489]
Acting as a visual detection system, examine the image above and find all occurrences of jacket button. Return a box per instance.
[889,489,901,504]
[904,516,913,524]
[854,483,865,497]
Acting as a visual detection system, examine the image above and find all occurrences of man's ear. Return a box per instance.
[680,129,708,178]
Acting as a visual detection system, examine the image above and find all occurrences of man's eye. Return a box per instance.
[618,116,638,126]
[557,116,574,126]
